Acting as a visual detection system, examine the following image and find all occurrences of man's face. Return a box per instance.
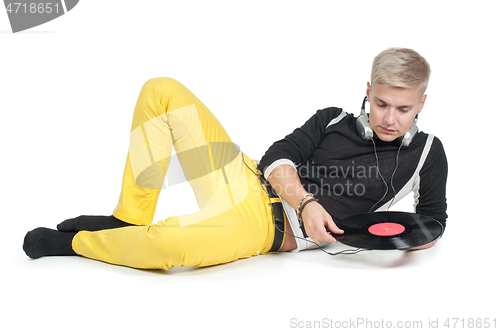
[366,82,427,142]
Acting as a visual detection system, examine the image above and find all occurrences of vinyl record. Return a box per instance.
[331,211,444,250]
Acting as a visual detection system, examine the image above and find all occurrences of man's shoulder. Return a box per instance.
[314,107,357,128]
[415,131,446,152]
[314,106,344,120]
[414,131,447,168]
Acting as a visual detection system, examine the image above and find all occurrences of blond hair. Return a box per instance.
[371,48,431,93]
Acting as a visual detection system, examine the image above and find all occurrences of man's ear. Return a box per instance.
[417,94,427,115]
[366,82,371,101]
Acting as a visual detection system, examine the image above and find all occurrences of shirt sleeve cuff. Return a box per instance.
[263,158,296,179]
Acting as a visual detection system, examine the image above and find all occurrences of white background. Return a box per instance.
[1,1,499,331]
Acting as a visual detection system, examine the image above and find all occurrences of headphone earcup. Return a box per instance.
[356,114,373,140]
[400,121,418,147]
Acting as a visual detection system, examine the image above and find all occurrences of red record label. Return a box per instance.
[368,222,405,236]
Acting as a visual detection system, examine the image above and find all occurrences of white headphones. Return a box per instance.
[356,96,418,147]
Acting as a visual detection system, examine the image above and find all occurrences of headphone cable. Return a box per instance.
[369,137,404,213]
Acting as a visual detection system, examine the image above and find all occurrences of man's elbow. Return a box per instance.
[404,239,439,251]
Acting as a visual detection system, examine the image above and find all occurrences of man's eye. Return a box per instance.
[377,104,386,108]
[400,109,409,113]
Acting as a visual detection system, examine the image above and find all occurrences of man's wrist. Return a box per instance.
[296,193,314,212]
[297,195,319,225]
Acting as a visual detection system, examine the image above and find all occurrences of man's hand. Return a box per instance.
[301,199,344,245]
[266,164,344,245]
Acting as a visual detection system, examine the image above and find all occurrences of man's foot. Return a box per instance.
[57,215,134,232]
[23,228,77,259]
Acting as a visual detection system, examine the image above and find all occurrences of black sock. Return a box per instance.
[57,215,134,232]
[23,228,77,259]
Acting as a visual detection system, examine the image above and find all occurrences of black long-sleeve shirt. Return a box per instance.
[258,107,447,248]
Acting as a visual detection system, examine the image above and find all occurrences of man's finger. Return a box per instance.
[326,220,344,234]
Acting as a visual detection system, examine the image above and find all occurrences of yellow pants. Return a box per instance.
[72,78,276,269]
